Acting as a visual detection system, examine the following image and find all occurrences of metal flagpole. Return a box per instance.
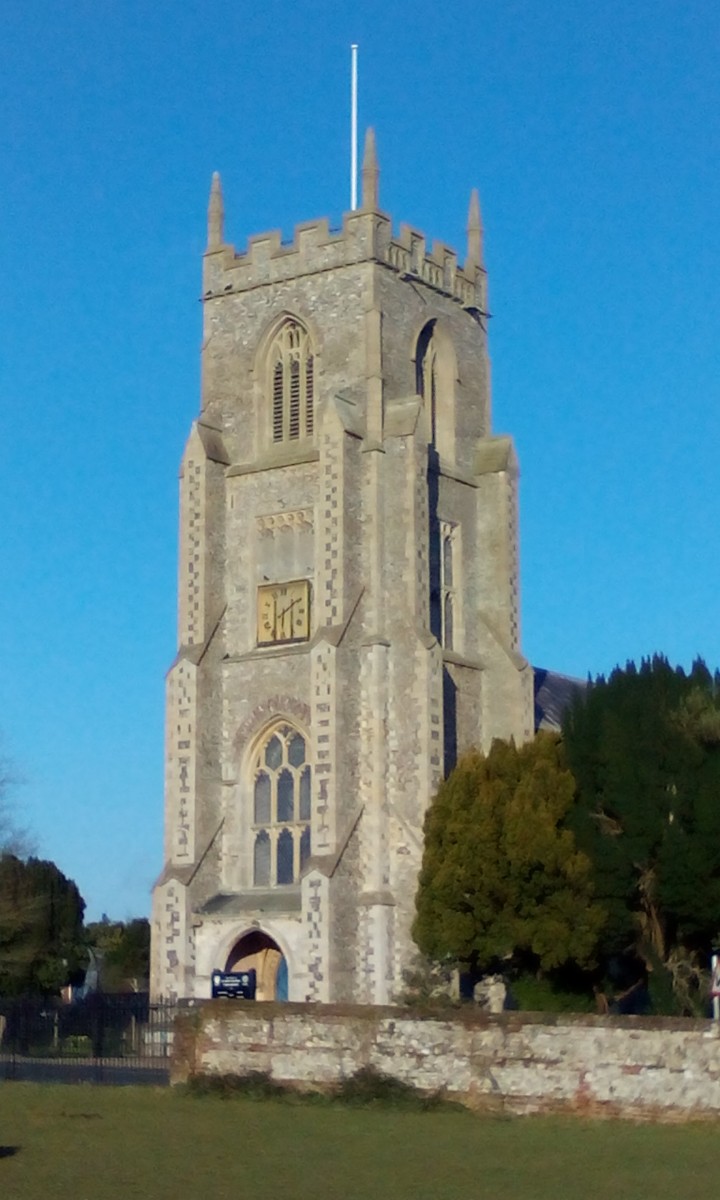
[351,44,358,210]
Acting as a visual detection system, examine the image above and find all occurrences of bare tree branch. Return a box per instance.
[0,748,35,860]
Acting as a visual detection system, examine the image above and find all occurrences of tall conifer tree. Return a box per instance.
[563,655,720,965]
[413,733,604,974]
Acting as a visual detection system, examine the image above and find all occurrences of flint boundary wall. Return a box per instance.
[172,1001,720,1121]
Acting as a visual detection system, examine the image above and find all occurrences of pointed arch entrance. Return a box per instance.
[225,931,288,1001]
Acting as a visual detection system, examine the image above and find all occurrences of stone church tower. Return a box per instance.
[151,132,533,1003]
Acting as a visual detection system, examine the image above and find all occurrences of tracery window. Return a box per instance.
[268,320,315,444]
[431,518,458,650]
[251,725,312,886]
[440,521,456,651]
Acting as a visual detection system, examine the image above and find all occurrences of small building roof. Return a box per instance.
[533,667,588,732]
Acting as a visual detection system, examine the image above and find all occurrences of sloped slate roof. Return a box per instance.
[533,667,588,732]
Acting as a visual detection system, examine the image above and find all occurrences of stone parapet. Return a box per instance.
[202,211,483,308]
[173,1002,720,1122]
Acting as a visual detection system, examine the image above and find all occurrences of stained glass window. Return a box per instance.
[254,831,271,887]
[251,726,312,886]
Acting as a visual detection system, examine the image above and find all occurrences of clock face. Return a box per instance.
[257,579,311,646]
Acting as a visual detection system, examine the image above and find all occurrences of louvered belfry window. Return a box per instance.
[269,320,314,444]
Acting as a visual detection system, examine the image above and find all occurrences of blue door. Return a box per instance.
[275,955,288,1001]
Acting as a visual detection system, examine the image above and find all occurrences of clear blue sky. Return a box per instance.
[1,0,718,921]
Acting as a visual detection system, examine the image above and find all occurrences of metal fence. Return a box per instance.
[0,993,177,1085]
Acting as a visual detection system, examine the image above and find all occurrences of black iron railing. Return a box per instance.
[0,993,177,1084]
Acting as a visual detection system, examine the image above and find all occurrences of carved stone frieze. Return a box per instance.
[256,508,314,537]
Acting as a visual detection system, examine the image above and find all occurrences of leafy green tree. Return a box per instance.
[413,733,604,975]
[563,655,720,969]
[0,854,86,995]
[84,916,150,992]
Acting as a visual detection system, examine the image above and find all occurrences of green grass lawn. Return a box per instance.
[1,1081,718,1200]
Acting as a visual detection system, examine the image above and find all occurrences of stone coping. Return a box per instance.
[177,998,716,1035]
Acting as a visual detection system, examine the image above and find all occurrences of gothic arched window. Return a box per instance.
[416,321,438,447]
[416,320,457,460]
[268,320,315,444]
[251,725,312,886]
[441,524,456,651]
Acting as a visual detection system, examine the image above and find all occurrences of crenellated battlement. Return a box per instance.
[202,207,484,309]
[202,130,486,308]
[385,222,481,307]
[152,130,529,1009]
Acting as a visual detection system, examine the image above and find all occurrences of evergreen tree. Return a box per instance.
[0,854,86,995]
[563,655,720,966]
[413,733,604,975]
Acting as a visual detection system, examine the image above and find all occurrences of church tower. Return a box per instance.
[151,134,533,1003]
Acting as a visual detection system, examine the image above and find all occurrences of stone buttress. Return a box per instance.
[151,135,533,1003]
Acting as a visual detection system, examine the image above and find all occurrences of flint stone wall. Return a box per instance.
[172,1001,720,1121]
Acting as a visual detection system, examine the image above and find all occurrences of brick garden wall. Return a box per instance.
[172,1001,720,1122]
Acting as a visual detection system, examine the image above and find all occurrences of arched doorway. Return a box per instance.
[225,931,288,1001]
